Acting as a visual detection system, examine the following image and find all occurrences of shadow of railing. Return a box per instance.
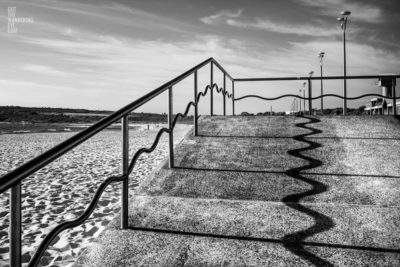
[282,116,335,266]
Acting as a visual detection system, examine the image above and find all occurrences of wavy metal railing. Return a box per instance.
[0,58,234,267]
[2,57,398,266]
[29,82,229,266]
[234,75,399,115]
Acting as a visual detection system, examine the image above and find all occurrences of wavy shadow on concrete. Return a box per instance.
[282,116,335,266]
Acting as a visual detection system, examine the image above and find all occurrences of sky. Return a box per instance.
[1,0,400,114]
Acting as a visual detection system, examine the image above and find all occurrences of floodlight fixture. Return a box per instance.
[341,11,351,16]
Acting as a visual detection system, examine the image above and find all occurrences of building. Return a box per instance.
[364,76,399,115]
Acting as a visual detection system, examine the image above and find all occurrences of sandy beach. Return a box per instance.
[0,124,191,266]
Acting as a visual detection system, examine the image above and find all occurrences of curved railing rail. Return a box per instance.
[0,58,234,267]
[235,93,399,101]
[2,57,399,267]
[233,75,399,115]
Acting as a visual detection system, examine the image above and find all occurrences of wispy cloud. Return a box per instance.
[201,8,340,37]
[200,9,243,25]
[226,18,339,37]
[297,0,383,23]
[21,64,67,76]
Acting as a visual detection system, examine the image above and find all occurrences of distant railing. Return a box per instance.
[1,58,399,266]
[0,58,233,267]
[233,75,399,115]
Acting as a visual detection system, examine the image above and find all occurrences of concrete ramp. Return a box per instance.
[77,116,400,266]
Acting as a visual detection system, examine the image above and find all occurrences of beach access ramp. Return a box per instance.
[77,115,400,266]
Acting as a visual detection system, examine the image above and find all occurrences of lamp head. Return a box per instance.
[319,52,325,58]
[309,71,314,76]
[337,17,345,22]
[340,11,351,16]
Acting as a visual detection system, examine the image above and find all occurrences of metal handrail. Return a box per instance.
[1,57,235,267]
[234,75,400,82]
[235,93,400,101]
[29,82,230,266]
[234,75,399,115]
[0,57,232,193]
[2,56,398,266]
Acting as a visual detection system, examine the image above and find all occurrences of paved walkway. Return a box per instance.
[77,115,400,266]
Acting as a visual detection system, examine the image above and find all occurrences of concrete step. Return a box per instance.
[198,115,400,139]
[126,195,400,250]
[173,134,400,177]
[77,227,400,267]
[138,167,400,207]
[78,116,400,266]
[76,195,400,266]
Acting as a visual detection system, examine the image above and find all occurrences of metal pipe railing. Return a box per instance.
[308,79,312,114]
[234,75,400,82]
[234,75,399,116]
[232,80,235,116]
[393,78,397,115]
[121,116,129,229]
[10,183,21,266]
[2,57,397,267]
[0,57,220,194]
[223,74,226,116]
[168,86,174,168]
[1,57,234,267]
[210,62,214,116]
[194,71,198,136]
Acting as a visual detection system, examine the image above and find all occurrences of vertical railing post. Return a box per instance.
[10,183,22,267]
[194,71,198,136]
[121,115,129,229]
[393,77,397,116]
[308,79,312,115]
[210,62,214,116]
[223,73,226,116]
[232,80,235,116]
[168,87,174,168]
[9,183,22,267]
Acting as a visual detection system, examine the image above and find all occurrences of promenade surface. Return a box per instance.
[77,115,400,266]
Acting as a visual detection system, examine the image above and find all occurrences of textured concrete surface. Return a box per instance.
[77,115,400,266]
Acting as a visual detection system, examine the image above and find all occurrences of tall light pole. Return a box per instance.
[337,11,351,115]
[318,52,325,114]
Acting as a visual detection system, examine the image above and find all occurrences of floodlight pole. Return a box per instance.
[343,29,347,115]
[319,52,325,114]
[338,11,351,115]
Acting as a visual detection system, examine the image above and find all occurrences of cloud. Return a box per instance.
[297,0,383,23]
[226,18,340,37]
[200,9,243,25]
[13,28,400,108]
[21,64,67,76]
[201,9,340,37]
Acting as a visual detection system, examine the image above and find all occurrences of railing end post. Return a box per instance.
[194,71,198,136]
[168,87,174,168]
[232,80,235,116]
[393,77,397,116]
[10,182,22,267]
[121,116,129,229]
